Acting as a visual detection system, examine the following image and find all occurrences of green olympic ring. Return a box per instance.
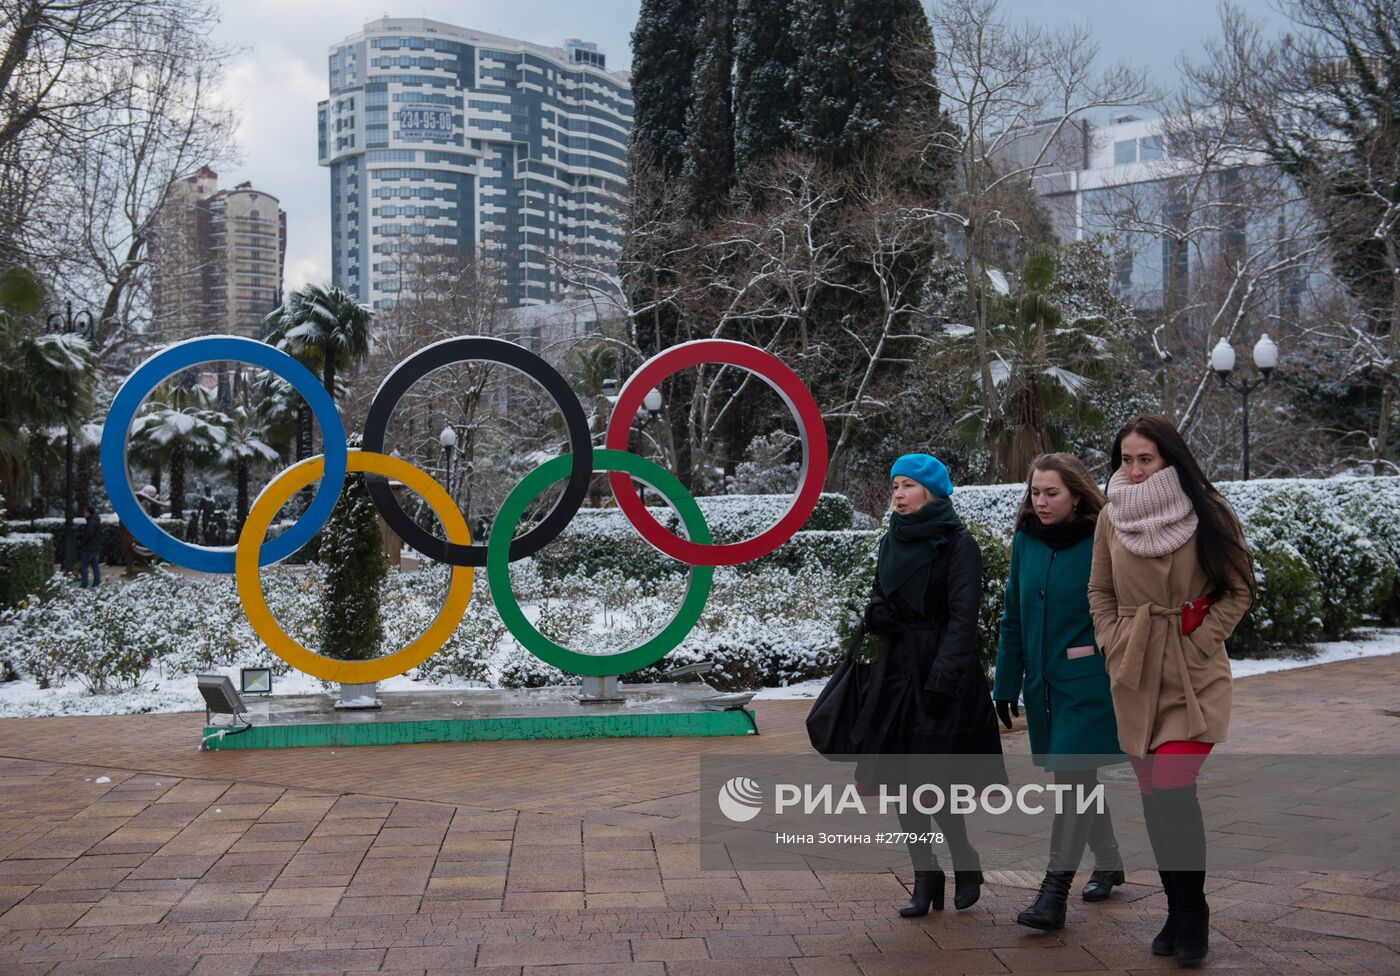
[487,449,713,676]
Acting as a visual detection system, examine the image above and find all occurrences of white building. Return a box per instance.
[318,19,633,311]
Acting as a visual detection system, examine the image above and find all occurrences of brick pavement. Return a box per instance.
[0,653,1397,975]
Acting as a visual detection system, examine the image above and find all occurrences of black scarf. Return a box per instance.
[1019,512,1096,550]
[877,497,964,616]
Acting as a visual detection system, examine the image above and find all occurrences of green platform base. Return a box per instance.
[200,684,758,750]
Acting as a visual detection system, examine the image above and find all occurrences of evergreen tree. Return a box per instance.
[626,0,704,487]
[683,0,737,223]
[791,0,932,166]
[734,0,798,177]
[319,472,386,663]
[629,0,702,177]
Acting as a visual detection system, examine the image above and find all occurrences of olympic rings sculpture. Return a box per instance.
[99,334,828,684]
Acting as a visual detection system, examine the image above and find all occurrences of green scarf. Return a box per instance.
[876,496,964,617]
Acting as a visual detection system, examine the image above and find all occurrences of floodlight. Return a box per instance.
[662,661,715,680]
[240,667,272,695]
[197,673,247,721]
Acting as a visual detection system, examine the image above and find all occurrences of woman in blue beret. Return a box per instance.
[856,453,1006,919]
[993,453,1128,933]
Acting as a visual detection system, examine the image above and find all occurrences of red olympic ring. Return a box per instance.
[604,339,829,566]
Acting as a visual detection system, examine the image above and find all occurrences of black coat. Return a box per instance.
[853,527,1006,789]
[79,514,102,552]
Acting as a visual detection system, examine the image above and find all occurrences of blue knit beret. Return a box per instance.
[890,453,954,498]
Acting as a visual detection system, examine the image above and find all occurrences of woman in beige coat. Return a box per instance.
[1088,415,1254,969]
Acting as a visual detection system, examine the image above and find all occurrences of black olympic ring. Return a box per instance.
[361,336,592,566]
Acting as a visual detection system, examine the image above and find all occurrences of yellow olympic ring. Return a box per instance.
[235,449,474,683]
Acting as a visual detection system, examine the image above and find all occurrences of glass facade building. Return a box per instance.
[318,20,632,310]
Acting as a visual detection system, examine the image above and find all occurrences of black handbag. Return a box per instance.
[806,620,876,757]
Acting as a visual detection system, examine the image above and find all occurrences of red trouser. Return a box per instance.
[1130,741,1213,793]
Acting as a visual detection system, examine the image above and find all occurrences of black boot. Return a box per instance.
[1152,870,1179,956]
[1171,872,1210,966]
[1141,792,1179,956]
[931,808,984,910]
[896,814,945,918]
[1081,801,1126,901]
[899,868,945,917]
[1017,801,1094,931]
[1017,870,1073,930]
[1154,784,1210,967]
[953,869,983,910]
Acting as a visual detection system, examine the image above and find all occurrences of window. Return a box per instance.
[1140,136,1164,161]
[1114,139,1137,165]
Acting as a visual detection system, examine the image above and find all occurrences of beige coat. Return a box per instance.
[1087,515,1249,757]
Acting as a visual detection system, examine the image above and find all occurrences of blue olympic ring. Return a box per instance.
[99,336,348,574]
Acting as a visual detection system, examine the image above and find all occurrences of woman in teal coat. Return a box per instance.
[993,453,1127,931]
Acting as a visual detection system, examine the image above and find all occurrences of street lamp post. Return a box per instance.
[631,387,663,507]
[439,425,457,501]
[1209,333,1279,481]
[46,302,95,574]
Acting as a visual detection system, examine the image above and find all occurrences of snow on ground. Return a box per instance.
[1,628,1398,718]
[752,628,1400,700]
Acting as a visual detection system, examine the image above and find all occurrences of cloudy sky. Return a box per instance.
[211,0,1288,293]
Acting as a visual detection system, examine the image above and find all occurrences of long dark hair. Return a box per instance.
[1109,414,1257,603]
[1013,453,1105,528]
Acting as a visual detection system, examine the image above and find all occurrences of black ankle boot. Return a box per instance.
[1016,870,1074,930]
[898,869,945,917]
[952,870,982,910]
[1081,868,1126,901]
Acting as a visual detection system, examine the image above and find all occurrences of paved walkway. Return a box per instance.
[0,654,1399,975]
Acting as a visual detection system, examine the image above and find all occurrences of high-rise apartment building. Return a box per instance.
[318,19,632,311]
[148,166,288,340]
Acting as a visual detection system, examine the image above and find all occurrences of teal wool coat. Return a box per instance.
[993,528,1126,770]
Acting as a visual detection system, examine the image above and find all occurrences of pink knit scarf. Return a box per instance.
[1106,465,1198,557]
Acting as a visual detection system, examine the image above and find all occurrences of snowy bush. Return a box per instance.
[1247,491,1393,639]
[1228,538,1324,656]
[723,431,800,495]
[0,532,53,607]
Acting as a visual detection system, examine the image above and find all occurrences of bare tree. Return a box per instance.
[60,4,235,353]
[1197,0,1400,471]
[916,0,1151,478]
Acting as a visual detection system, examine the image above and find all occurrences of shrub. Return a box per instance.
[966,520,1012,680]
[1228,537,1324,657]
[0,532,53,607]
[1247,491,1392,639]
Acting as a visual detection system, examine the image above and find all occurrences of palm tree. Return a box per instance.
[265,284,373,518]
[218,402,280,528]
[130,382,226,520]
[952,245,1120,479]
[0,269,95,511]
[266,282,374,424]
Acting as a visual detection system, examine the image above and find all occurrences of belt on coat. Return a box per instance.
[1115,603,1209,739]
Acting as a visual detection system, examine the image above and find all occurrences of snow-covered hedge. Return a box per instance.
[7,478,1400,706]
[3,514,187,567]
[0,532,53,607]
[945,475,1400,536]
[534,492,859,580]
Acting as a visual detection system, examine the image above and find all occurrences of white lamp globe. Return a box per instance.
[439,425,457,449]
[1253,333,1279,371]
[1209,337,1236,374]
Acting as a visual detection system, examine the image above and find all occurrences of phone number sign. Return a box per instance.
[397,107,454,138]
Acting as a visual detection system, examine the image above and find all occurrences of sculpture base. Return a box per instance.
[200,682,758,750]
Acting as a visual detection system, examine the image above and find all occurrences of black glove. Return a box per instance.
[863,598,902,635]
[994,699,1019,730]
